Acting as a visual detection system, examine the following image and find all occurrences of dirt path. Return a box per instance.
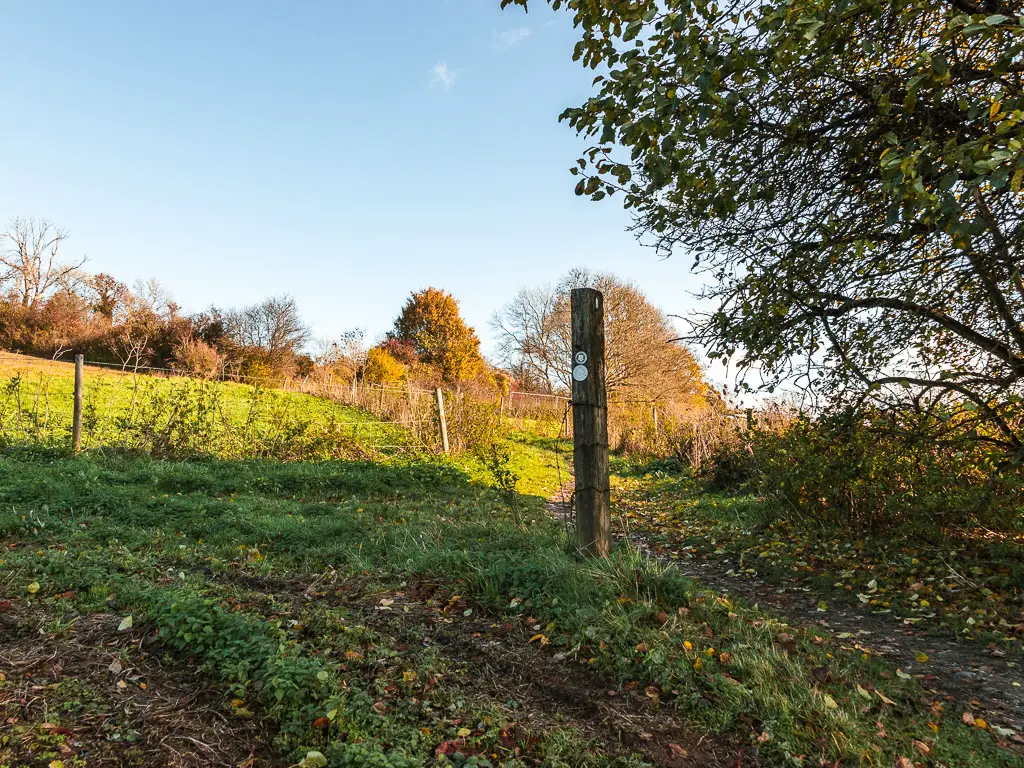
[626,532,1024,733]
[548,486,1024,735]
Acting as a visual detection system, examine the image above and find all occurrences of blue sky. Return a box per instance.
[0,0,705,360]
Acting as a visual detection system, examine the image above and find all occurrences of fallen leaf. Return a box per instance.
[914,652,929,663]
[117,615,133,631]
[297,752,327,768]
[876,690,897,706]
[896,757,915,768]
[26,581,40,594]
[457,727,472,737]
[962,711,976,726]
[822,694,838,709]
[668,743,688,757]
[912,740,930,755]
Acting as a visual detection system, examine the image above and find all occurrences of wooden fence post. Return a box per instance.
[407,380,417,439]
[435,387,450,455]
[72,354,84,453]
[571,288,611,557]
[350,376,358,404]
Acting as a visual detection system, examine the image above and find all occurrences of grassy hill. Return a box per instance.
[0,352,412,459]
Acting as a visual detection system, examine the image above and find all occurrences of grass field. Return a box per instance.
[1,447,1018,767]
[0,355,1020,767]
[0,352,413,459]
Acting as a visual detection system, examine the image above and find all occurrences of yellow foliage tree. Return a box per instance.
[362,346,405,385]
[391,287,483,384]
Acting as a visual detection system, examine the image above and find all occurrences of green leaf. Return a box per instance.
[298,752,328,768]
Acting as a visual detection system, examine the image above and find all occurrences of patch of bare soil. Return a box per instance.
[0,604,277,768]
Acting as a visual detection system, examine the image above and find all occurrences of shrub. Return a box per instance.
[171,337,222,378]
[362,347,406,385]
[751,412,1024,535]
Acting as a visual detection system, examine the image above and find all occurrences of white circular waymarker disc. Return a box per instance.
[574,351,588,365]
[572,364,589,382]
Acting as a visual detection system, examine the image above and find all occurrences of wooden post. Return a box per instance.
[571,288,611,557]
[652,405,659,436]
[407,380,417,439]
[72,354,84,453]
[350,375,358,404]
[498,394,505,424]
[435,387,450,455]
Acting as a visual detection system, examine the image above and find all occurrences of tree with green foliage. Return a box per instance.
[504,0,1024,455]
[390,287,483,384]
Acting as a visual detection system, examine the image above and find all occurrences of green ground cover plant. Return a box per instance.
[1,448,1019,767]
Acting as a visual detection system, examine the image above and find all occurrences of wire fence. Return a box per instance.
[0,350,734,460]
[0,353,427,458]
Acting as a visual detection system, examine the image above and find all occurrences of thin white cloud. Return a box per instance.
[492,26,533,51]
[430,61,457,90]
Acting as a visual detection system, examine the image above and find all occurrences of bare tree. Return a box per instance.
[226,294,310,371]
[314,329,366,369]
[493,269,708,405]
[491,284,561,392]
[0,217,86,307]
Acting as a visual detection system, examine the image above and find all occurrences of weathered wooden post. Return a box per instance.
[407,380,417,439]
[435,388,450,454]
[571,288,611,557]
[72,354,84,453]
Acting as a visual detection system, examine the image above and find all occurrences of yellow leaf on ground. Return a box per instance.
[914,652,929,663]
[876,690,897,706]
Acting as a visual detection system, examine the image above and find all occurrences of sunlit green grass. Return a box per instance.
[0,449,1016,767]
